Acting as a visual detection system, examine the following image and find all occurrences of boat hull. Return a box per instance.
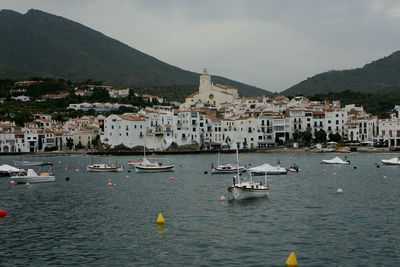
[381,161,400,165]
[86,167,123,172]
[250,170,287,175]
[212,168,246,174]
[13,161,43,167]
[135,165,175,173]
[227,185,268,200]
[11,176,55,184]
[321,160,350,165]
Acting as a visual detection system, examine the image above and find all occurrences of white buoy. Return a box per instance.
[336,188,344,193]
[333,172,336,176]
[219,196,226,201]
[383,175,387,179]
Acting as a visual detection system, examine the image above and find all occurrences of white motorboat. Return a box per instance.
[13,160,43,167]
[10,163,55,184]
[381,157,400,165]
[127,159,146,167]
[135,162,175,172]
[134,148,175,172]
[135,158,175,172]
[248,163,288,175]
[211,152,246,174]
[0,164,26,176]
[212,164,246,174]
[321,156,350,165]
[227,149,269,200]
[87,163,123,172]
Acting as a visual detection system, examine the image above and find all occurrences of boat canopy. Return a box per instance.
[0,164,21,172]
[248,163,287,174]
[40,163,53,167]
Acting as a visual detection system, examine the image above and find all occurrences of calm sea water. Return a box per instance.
[0,152,400,266]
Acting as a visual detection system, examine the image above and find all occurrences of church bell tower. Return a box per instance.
[199,67,211,93]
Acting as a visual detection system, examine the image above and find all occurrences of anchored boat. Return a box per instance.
[86,163,123,172]
[10,163,55,184]
[211,152,246,174]
[381,157,400,165]
[321,156,350,165]
[135,158,175,172]
[227,149,269,200]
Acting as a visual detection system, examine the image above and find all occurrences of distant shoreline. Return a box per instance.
[0,147,395,156]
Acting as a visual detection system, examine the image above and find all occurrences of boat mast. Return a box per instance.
[264,172,267,186]
[236,147,240,185]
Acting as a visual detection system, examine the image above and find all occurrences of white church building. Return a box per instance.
[180,68,239,109]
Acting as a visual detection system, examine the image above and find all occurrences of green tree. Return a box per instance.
[315,129,327,143]
[13,111,32,126]
[293,130,302,141]
[302,131,313,143]
[328,132,342,142]
[66,138,74,149]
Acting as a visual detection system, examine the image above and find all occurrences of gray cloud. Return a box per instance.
[1,0,400,92]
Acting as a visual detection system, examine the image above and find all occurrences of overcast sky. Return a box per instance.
[2,0,400,92]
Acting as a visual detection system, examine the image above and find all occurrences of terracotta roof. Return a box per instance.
[215,84,236,90]
[119,115,145,121]
[142,94,159,98]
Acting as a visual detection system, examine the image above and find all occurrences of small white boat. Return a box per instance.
[10,163,55,184]
[127,159,146,167]
[321,156,350,165]
[211,152,246,174]
[13,160,43,167]
[381,157,400,165]
[227,149,269,200]
[212,164,246,174]
[248,163,288,175]
[0,164,26,176]
[135,158,175,172]
[134,148,175,172]
[227,179,269,200]
[87,163,123,172]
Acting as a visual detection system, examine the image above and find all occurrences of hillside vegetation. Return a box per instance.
[0,9,272,97]
[283,51,400,96]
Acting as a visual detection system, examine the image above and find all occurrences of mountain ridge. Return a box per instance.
[282,50,400,96]
[0,9,273,97]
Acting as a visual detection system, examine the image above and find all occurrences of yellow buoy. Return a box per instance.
[285,252,298,267]
[157,213,165,225]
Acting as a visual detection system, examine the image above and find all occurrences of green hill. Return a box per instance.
[0,9,273,97]
[282,51,400,96]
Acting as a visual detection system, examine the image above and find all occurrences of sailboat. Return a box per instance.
[86,154,123,172]
[227,149,269,200]
[134,147,175,173]
[211,152,246,174]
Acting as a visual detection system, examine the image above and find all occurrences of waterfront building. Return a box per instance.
[109,88,130,98]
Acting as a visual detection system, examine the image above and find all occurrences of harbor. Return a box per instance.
[0,152,399,266]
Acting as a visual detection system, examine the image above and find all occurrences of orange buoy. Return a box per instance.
[0,210,7,217]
